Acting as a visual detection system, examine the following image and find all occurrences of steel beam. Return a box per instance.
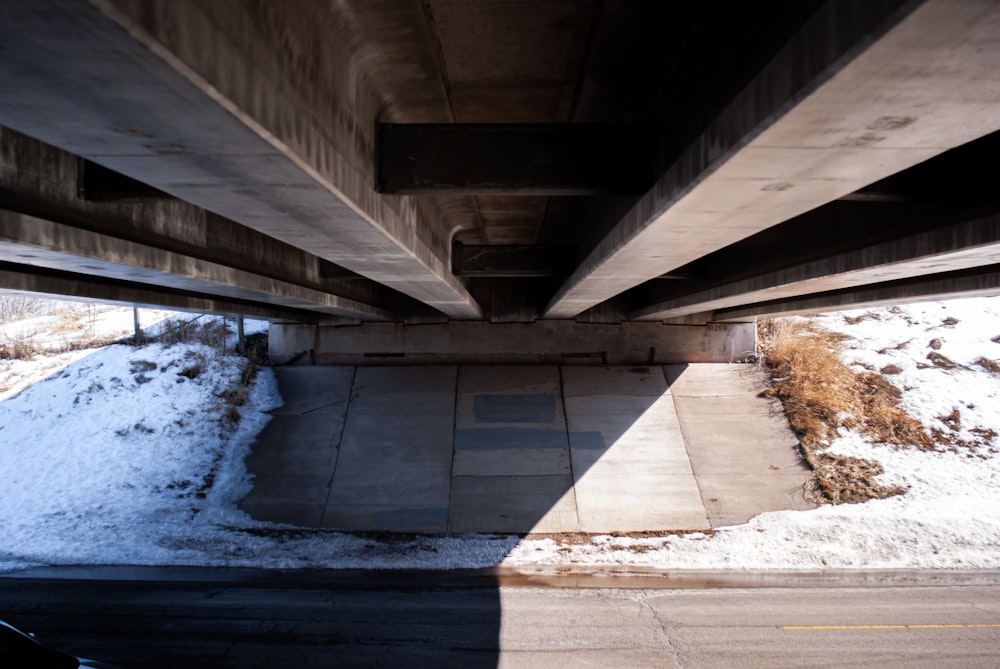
[545,0,1000,319]
[376,124,656,195]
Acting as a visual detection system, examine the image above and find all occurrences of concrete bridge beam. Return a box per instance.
[714,264,1000,321]
[0,263,320,323]
[545,0,1000,319]
[0,0,481,319]
[631,215,1000,321]
[0,210,395,321]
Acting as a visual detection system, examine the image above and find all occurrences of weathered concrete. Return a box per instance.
[0,0,480,318]
[269,321,756,366]
[241,364,814,534]
[323,367,457,532]
[2,1,998,328]
[1,2,999,327]
[546,0,1000,318]
[0,210,394,320]
[633,215,1000,321]
[451,366,577,533]
[666,365,818,527]
[0,265,317,323]
[563,367,708,532]
[239,367,353,525]
[715,265,1000,322]
[0,127,419,319]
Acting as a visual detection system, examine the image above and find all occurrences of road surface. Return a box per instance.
[2,569,998,668]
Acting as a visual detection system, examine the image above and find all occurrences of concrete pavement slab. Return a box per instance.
[241,362,814,534]
[457,365,562,394]
[452,446,570,477]
[695,474,817,527]
[242,414,340,472]
[321,504,450,533]
[327,419,454,506]
[449,475,579,533]
[240,368,350,526]
[574,473,709,532]
[451,366,576,528]
[324,366,456,530]
[667,364,817,528]
[268,366,354,415]
[562,365,668,397]
[664,363,763,397]
[456,365,563,428]
[347,365,456,414]
[562,366,709,531]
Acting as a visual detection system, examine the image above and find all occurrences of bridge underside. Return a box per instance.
[2,0,1000,359]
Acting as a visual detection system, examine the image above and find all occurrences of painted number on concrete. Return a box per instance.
[707,324,729,332]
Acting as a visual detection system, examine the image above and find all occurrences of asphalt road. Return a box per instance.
[2,569,999,668]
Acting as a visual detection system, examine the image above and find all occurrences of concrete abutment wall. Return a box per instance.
[269,321,756,366]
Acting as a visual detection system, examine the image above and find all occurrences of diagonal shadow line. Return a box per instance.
[240,364,688,536]
[239,361,813,667]
[240,363,678,669]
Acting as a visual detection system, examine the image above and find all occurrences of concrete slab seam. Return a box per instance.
[557,364,582,531]
[446,364,461,532]
[660,365,712,527]
[320,365,358,526]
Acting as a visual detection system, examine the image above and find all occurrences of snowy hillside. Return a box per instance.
[1,298,999,572]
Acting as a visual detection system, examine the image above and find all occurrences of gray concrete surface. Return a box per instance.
[545,0,1000,318]
[0,1,481,319]
[4,572,999,668]
[269,320,757,366]
[4,3,1000,328]
[666,364,819,527]
[241,363,816,533]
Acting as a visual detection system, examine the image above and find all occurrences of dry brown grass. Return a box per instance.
[976,357,1000,375]
[0,338,38,360]
[758,319,933,504]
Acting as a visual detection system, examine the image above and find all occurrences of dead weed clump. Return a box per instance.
[757,319,930,504]
[0,338,38,361]
[975,357,1000,375]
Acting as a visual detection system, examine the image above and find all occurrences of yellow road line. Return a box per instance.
[784,624,1000,630]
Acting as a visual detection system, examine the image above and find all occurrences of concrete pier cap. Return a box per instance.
[268,320,757,367]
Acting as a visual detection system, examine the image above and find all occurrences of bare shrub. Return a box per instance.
[237,332,269,366]
[0,296,52,324]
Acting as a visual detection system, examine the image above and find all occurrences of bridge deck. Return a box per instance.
[240,364,815,534]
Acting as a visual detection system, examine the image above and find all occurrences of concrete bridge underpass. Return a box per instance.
[0,0,999,365]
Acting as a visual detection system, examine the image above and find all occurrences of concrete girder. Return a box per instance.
[0,126,420,316]
[545,0,1000,319]
[0,263,320,323]
[0,210,395,321]
[0,0,481,319]
[631,215,1000,321]
[713,264,1000,321]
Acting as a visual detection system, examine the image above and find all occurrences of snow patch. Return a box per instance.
[2,300,1000,571]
